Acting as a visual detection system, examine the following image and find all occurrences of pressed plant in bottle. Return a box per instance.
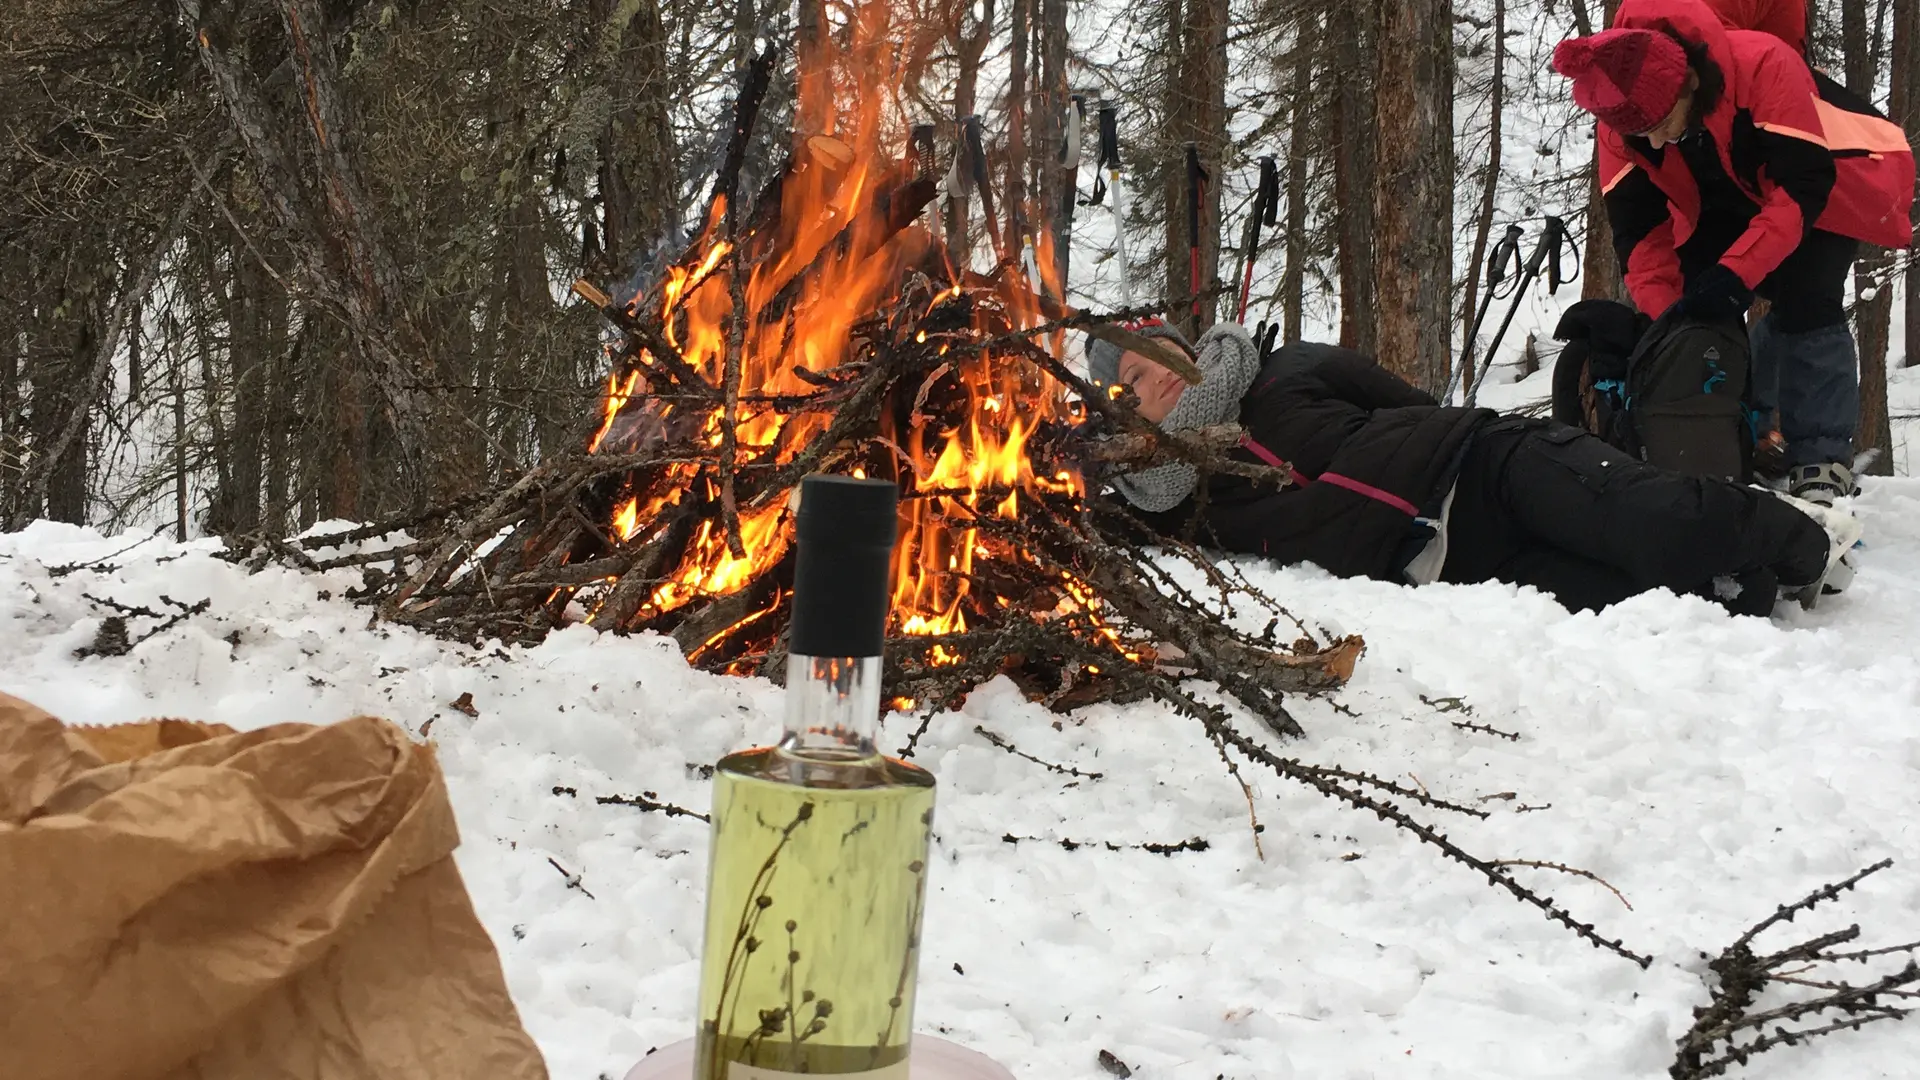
[694,475,936,1079]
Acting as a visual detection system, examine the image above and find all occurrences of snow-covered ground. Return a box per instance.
[5,481,1919,1079]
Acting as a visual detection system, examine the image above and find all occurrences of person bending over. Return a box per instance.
[1554,0,1912,503]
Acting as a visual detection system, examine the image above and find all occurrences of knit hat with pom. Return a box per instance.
[1552,28,1691,135]
[1085,317,1196,390]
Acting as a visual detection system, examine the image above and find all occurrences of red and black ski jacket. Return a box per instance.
[1699,0,1804,55]
[1600,0,1913,317]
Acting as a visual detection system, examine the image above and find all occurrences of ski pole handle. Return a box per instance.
[1489,224,1523,286]
[1258,156,1280,227]
[1098,104,1120,170]
[1185,143,1206,315]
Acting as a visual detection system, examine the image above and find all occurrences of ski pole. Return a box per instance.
[1236,155,1279,324]
[1445,223,1523,405]
[1055,93,1085,293]
[1185,143,1207,321]
[962,115,1006,265]
[1095,103,1133,305]
[1464,216,1566,408]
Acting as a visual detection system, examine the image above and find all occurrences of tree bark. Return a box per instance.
[11,188,195,529]
[1570,0,1627,301]
[944,0,994,270]
[796,0,827,134]
[599,0,678,281]
[1844,2,1896,474]
[1460,0,1506,390]
[1371,0,1455,391]
[176,0,458,510]
[0,315,16,522]
[1162,0,1227,337]
[1008,0,1031,259]
[1281,22,1313,343]
[1332,1,1377,353]
[1894,0,1920,370]
[1038,0,1071,287]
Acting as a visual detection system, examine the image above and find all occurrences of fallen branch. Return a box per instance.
[1671,860,1919,1078]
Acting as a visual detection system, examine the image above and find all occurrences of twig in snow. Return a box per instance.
[1000,834,1211,856]
[546,857,596,899]
[1420,694,1474,714]
[1453,719,1522,741]
[1210,731,1265,861]
[555,785,711,823]
[77,593,212,655]
[1151,677,1652,968]
[1491,859,1634,910]
[46,534,159,578]
[972,725,1104,779]
[1670,860,1919,1079]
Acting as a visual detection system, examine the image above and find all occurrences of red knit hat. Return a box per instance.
[1553,28,1690,135]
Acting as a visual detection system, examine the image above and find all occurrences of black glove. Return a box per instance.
[1673,264,1754,322]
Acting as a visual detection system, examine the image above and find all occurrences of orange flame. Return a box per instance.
[591,0,1109,649]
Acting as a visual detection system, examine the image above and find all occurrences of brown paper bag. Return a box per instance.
[0,692,549,1080]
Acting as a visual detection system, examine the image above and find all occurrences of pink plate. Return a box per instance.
[624,1035,1016,1080]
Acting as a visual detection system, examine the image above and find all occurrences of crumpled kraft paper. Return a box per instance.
[0,692,548,1080]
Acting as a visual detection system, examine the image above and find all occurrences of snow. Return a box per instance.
[6,484,1920,1079]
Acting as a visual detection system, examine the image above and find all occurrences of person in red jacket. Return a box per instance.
[1554,0,1913,505]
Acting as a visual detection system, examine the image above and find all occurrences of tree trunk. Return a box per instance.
[1569,0,1627,301]
[0,318,16,522]
[1038,0,1071,287]
[600,0,678,282]
[1460,0,1506,392]
[1281,23,1313,343]
[796,0,828,134]
[1332,1,1377,353]
[1894,0,1920,370]
[1844,2,1896,474]
[1162,0,1228,337]
[177,0,462,510]
[1008,0,1030,258]
[1371,0,1455,391]
[172,315,187,542]
[944,0,994,270]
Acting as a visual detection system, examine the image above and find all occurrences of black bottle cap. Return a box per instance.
[790,475,900,657]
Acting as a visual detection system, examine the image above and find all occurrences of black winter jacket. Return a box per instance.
[1131,342,1492,581]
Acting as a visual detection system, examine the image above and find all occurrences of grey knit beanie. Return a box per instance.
[1109,321,1263,513]
[1086,318,1196,388]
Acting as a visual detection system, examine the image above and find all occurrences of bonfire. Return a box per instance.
[263,26,1359,739]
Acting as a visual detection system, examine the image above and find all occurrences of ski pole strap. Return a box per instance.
[910,124,936,181]
[1063,95,1085,216]
[1064,95,1085,169]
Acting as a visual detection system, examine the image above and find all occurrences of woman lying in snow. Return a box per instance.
[1088,319,1858,615]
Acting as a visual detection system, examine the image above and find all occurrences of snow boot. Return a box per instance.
[1787,460,1857,507]
[1770,491,1863,609]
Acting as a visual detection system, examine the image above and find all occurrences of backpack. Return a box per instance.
[1551,299,1754,482]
